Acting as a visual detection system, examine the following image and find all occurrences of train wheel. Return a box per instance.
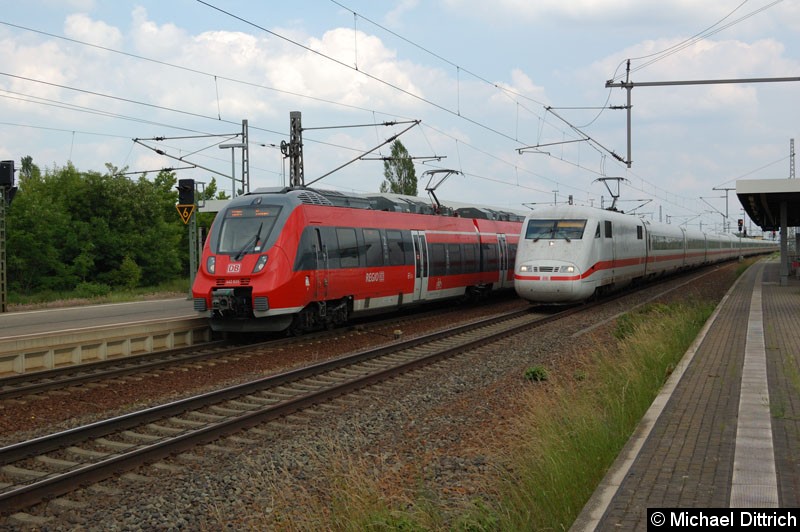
[331,300,349,326]
[287,317,305,336]
[288,306,317,336]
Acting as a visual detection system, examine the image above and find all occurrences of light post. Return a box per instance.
[700,196,727,232]
[219,142,246,197]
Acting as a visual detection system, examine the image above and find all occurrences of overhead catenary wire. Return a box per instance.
[0,16,564,195]
[194,0,535,146]
[0,15,654,207]
[608,0,784,83]
[193,0,616,206]
[0,2,782,220]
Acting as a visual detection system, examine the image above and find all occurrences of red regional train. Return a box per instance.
[514,204,778,304]
[192,187,524,333]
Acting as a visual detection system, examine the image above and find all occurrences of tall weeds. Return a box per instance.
[488,302,714,530]
[251,302,714,530]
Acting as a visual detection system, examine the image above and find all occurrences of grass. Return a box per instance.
[311,301,715,531]
[8,278,189,310]
[488,302,714,530]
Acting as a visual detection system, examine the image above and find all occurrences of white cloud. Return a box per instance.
[385,0,420,27]
[130,6,188,57]
[441,0,760,26]
[63,13,122,48]
[1,1,796,224]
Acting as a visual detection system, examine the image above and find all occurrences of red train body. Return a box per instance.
[192,187,522,333]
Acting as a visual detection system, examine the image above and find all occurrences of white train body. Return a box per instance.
[513,205,775,303]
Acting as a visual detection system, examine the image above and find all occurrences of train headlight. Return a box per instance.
[561,265,575,273]
[206,256,216,274]
[253,255,268,273]
[519,264,532,273]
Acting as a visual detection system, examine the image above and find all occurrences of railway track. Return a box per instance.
[0,303,568,516]
[0,341,229,401]
[0,264,735,518]
[0,297,521,402]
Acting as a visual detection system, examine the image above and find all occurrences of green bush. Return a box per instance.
[524,365,549,382]
[74,282,112,298]
[117,256,142,289]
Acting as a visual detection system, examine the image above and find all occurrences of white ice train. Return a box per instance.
[513,205,776,304]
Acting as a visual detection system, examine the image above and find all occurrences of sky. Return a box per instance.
[1,0,798,234]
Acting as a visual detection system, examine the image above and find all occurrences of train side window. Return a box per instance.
[294,227,317,271]
[416,235,429,277]
[315,227,337,269]
[448,244,462,275]
[481,243,498,272]
[595,223,601,238]
[507,243,517,267]
[403,231,415,265]
[604,221,613,238]
[413,235,422,278]
[637,226,643,239]
[464,244,479,273]
[381,231,389,264]
[386,230,406,266]
[364,228,384,267]
[336,227,359,268]
[430,243,447,276]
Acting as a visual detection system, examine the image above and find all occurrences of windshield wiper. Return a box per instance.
[233,222,263,261]
[532,228,554,243]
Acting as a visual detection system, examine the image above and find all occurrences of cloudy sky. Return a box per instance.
[1,0,798,233]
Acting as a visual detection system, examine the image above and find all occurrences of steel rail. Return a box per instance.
[0,306,557,515]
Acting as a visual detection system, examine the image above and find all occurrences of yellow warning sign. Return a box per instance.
[176,204,195,224]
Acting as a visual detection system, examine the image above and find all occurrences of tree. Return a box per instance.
[7,159,185,294]
[19,155,40,181]
[379,140,417,195]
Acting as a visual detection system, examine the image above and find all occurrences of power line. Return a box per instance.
[0,71,229,123]
[0,13,590,197]
[329,0,549,114]
[194,0,533,146]
[0,8,757,218]
[609,0,784,82]
[0,20,385,116]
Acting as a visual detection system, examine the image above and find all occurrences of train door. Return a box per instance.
[641,223,651,277]
[497,234,509,288]
[412,231,429,301]
[312,228,329,301]
[600,220,615,284]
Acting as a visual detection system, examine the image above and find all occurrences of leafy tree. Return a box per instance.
[379,140,417,195]
[7,159,185,294]
[20,155,40,181]
[200,176,218,201]
[115,255,142,289]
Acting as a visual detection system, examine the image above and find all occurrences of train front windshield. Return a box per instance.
[525,219,587,241]
[216,205,282,255]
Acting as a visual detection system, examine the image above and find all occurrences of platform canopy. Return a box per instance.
[736,178,800,231]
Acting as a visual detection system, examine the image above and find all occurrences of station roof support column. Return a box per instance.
[781,201,788,286]
[736,178,800,287]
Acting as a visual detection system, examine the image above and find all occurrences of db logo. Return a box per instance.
[227,263,242,273]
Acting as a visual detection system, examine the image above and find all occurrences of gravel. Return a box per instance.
[0,264,740,530]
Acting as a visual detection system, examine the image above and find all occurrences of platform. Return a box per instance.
[572,257,800,530]
[0,299,210,375]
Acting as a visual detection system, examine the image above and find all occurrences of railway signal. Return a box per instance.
[0,160,16,313]
[176,179,196,224]
[176,178,198,294]
[177,178,195,205]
